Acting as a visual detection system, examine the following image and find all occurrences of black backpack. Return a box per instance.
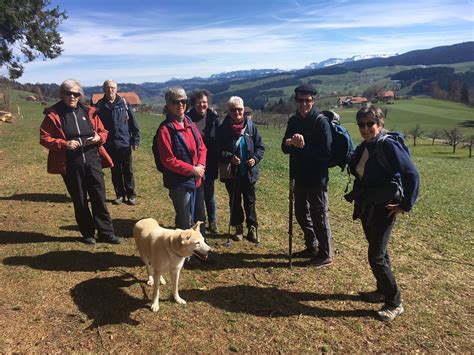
[152,116,200,172]
[317,110,355,170]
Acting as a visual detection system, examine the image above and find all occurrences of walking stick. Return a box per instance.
[288,154,294,268]
[224,177,238,247]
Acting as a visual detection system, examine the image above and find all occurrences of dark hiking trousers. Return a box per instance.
[62,162,115,238]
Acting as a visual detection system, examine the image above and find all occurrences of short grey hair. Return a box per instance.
[165,86,187,106]
[59,79,84,98]
[227,96,244,111]
[102,79,117,91]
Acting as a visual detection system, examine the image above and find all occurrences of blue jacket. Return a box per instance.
[281,107,332,188]
[96,96,140,149]
[217,116,265,184]
[349,133,420,212]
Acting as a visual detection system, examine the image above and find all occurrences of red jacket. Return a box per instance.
[157,116,207,188]
[39,102,113,174]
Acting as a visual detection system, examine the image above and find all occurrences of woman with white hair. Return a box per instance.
[39,79,121,245]
[217,96,265,244]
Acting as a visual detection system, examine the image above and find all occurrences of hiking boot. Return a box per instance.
[377,304,404,322]
[112,196,124,205]
[82,236,96,245]
[99,234,122,244]
[360,290,386,303]
[127,196,137,205]
[232,224,244,241]
[308,256,333,268]
[292,248,318,259]
[246,226,259,244]
[209,222,219,233]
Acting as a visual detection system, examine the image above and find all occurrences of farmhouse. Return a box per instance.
[337,96,368,107]
[244,106,254,119]
[91,92,142,110]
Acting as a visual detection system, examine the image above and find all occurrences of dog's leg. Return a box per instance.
[145,261,154,286]
[160,275,166,285]
[150,271,162,312]
[170,268,186,304]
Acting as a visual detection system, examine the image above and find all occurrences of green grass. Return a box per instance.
[0,93,472,352]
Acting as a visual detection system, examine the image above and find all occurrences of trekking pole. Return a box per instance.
[288,157,294,269]
[224,177,238,247]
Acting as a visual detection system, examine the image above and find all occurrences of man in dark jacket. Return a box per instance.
[96,79,140,205]
[281,84,333,267]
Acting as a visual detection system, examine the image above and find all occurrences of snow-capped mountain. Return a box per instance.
[305,54,396,70]
[210,68,285,79]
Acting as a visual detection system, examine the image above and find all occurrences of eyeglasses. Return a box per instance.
[63,91,81,98]
[295,98,313,104]
[357,121,377,129]
[230,107,244,113]
[171,99,187,106]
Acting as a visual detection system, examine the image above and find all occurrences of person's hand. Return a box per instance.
[291,134,305,148]
[231,155,241,166]
[66,140,81,150]
[193,164,205,178]
[247,158,256,167]
[386,203,404,218]
[132,145,139,151]
[84,132,100,145]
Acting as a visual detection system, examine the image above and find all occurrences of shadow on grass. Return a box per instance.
[60,219,138,239]
[71,274,147,328]
[2,250,141,271]
[181,285,373,318]
[0,193,71,203]
[459,120,474,128]
[0,230,80,244]
[187,250,309,269]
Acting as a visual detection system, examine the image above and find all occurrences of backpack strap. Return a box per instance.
[374,134,394,175]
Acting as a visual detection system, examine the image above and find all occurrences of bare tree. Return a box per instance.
[463,135,474,158]
[444,128,464,153]
[427,129,442,145]
[408,124,425,147]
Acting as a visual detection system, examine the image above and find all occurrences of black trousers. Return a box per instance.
[294,185,333,259]
[361,205,401,308]
[109,147,136,199]
[62,162,115,238]
[224,176,257,228]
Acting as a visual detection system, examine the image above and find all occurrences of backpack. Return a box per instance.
[317,110,355,170]
[152,116,200,172]
[374,132,410,176]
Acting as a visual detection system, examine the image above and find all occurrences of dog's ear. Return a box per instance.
[192,221,203,231]
[180,230,192,244]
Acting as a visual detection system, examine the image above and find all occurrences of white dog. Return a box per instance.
[133,218,211,312]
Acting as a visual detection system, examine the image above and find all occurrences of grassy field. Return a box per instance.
[0,93,473,352]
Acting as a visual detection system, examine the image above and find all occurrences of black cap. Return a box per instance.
[294,83,317,96]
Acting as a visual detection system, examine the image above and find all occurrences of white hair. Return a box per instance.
[227,96,244,110]
[102,79,117,91]
[59,79,84,98]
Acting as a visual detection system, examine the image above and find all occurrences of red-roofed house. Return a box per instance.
[337,96,368,107]
[91,92,142,109]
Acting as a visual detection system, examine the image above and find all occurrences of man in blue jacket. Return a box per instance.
[96,80,140,205]
[281,84,333,267]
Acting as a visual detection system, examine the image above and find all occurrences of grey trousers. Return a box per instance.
[294,185,332,258]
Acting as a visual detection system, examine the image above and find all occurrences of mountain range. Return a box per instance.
[47,42,474,108]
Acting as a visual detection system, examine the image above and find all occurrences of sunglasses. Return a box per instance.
[295,98,313,104]
[357,121,377,129]
[171,99,187,106]
[64,91,81,98]
[230,107,244,113]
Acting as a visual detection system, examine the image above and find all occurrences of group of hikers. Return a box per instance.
[39,79,420,322]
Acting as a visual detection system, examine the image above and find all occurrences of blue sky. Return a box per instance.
[9,0,474,86]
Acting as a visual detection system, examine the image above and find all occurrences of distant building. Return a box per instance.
[376,90,395,101]
[25,95,39,102]
[337,96,368,107]
[244,106,254,119]
[91,92,142,110]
